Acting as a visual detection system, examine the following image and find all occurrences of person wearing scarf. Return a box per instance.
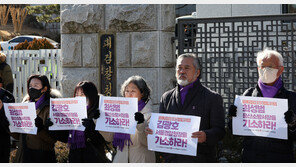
[10,74,63,163]
[65,81,109,163]
[228,49,296,162]
[100,76,155,163]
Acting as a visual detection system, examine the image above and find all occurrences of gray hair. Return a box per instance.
[256,48,284,66]
[120,75,151,102]
[176,53,202,71]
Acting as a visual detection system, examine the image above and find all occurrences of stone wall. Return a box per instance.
[61,4,176,111]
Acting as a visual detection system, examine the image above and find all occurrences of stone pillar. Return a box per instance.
[61,4,176,111]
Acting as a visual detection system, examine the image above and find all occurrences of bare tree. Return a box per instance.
[9,6,27,33]
[0,5,10,26]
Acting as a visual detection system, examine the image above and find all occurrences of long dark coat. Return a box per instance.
[241,85,296,163]
[159,79,225,162]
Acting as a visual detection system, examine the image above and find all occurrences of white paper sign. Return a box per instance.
[95,96,137,134]
[233,95,288,140]
[4,102,37,135]
[148,113,200,156]
[49,97,87,131]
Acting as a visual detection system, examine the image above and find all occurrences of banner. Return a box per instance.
[148,113,200,156]
[95,96,137,134]
[4,103,37,135]
[233,95,288,140]
[49,97,87,131]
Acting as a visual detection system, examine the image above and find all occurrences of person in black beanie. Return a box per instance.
[0,87,15,162]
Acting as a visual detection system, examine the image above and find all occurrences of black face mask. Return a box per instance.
[29,88,43,101]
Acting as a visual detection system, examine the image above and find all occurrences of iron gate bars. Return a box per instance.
[177,14,296,110]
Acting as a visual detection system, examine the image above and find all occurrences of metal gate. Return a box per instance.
[177,14,296,109]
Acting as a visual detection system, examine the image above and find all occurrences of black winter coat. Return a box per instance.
[241,85,296,163]
[68,99,110,163]
[159,79,225,162]
[0,88,15,162]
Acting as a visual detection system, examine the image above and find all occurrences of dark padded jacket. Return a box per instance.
[159,79,225,162]
[0,88,15,162]
[241,85,296,163]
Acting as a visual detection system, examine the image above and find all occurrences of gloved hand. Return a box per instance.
[284,109,296,126]
[134,112,144,124]
[35,116,44,132]
[44,118,54,127]
[228,105,237,117]
[93,110,100,119]
[82,118,96,131]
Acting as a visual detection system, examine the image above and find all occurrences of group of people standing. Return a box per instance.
[0,48,296,163]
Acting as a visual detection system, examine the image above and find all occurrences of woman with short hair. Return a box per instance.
[100,75,156,163]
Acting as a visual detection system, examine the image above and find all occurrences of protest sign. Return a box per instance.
[49,97,87,131]
[95,96,137,134]
[233,95,288,140]
[4,103,37,135]
[148,113,200,156]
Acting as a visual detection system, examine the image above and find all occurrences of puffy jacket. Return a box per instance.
[241,84,296,163]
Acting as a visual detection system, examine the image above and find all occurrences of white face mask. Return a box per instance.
[258,67,278,84]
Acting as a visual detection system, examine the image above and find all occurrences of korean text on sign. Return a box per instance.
[4,103,37,135]
[148,113,200,156]
[95,96,137,134]
[49,97,87,131]
[232,95,288,140]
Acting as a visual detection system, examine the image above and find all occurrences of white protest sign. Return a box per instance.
[233,95,288,140]
[148,113,200,156]
[95,96,137,134]
[4,102,37,135]
[49,97,87,131]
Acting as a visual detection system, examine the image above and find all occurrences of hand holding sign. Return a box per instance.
[148,113,200,156]
[134,112,144,124]
[228,105,238,117]
[35,116,44,132]
[232,95,288,140]
[4,102,37,135]
[191,131,206,143]
[82,118,96,131]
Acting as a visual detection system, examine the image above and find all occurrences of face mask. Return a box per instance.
[258,67,279,84]
[29,88,43,101]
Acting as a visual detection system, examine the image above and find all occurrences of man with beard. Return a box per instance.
[146,53,225,162]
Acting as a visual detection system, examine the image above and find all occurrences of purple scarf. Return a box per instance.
[179,78,199,105]
[34,94,46,110]
[67,105,89,149]
[258,76,283,98]
[113,100,146,152]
